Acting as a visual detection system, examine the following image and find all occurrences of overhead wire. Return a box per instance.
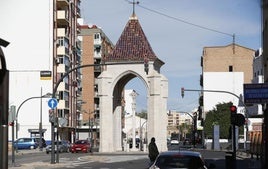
[136,3,234,38]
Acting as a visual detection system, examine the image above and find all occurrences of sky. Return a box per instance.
[81,0,262,113]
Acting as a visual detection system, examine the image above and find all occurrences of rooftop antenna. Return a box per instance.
[232,34,235,54]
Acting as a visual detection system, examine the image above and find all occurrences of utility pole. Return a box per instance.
[50,61,146,164]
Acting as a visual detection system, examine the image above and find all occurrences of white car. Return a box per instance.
[170,139,179,145]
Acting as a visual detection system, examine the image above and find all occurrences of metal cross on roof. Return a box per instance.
[130,0,139,15]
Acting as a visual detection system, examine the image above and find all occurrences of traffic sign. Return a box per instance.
[48,98,58,109]
[244,83,268,104]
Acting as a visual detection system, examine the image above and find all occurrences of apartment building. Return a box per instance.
[1,0,81,141]
[53,0,82,142]
[78,24,114,145]
[200,43,255,113]
[167,110,192,140]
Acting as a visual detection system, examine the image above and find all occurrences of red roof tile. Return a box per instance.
[105,15,157,62]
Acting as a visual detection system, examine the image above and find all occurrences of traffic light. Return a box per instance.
[230,105,237,124]
[144,58,149,75]
[181,87,184,98]
[230,105,245,126]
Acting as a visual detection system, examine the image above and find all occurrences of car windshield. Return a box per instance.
[75,140,87,144]
[155,155,205,169]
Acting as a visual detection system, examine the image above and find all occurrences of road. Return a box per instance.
[8,145,261,169]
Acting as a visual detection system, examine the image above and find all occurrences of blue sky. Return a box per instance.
[81,0,262,113]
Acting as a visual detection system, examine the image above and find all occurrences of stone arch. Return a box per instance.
[98,63,168,152]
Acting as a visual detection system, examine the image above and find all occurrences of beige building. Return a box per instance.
[52,0,82,142]
[78,24,114,145]
[202,44,254,83]
[201,43,255,112]
[167,110,192,140]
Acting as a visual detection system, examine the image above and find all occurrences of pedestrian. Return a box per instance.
[148,137,159,167]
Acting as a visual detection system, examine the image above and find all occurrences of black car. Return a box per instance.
[149,150,215,169]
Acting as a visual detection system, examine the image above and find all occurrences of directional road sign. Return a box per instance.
[48,98,58,109]
[244,83,268,104]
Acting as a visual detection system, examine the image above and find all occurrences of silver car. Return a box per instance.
[149,150,215,169]
[46,140,70,154]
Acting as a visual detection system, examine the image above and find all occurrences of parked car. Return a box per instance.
[34,137,47,148]
[149,150,215,169]
[170,139,179,145]
[46,140,70,154]
[70,140,91,153]
[13,138,38,150]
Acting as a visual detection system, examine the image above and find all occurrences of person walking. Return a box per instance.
[148,137,159,167]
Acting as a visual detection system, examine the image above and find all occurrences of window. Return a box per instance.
[229,65,233,72]
[94,33,100,40]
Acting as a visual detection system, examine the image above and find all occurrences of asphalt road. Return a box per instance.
[8,145,261,169]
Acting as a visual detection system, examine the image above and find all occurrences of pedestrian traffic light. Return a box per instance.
[230,105,237,124]
[144,58,149,75]
[181,87,184,98]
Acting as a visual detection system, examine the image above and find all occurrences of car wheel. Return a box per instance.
[46,151,49,154]
[30,145,34,150]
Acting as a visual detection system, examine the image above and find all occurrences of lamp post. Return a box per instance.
[50,61,145,164]
[130,90,138,150]
[15,93,52,139]
[11,92,51,166]
[0,38,9,169]
[140,120,147,151]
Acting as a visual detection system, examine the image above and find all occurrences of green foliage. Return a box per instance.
[136,109,147,119]
[204,102,233,139]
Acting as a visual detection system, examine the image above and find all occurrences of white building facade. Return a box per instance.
[0,0,53,141]
[203,72,244,112]
[1,0,82,142]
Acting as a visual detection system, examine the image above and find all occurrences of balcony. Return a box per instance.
[57,0,69,7]
[57,46,69,55]
[58,99,69,109]
[57,10,69,26]
[76,7,81,18]
[57,64,69,73]
[57,28,68,37]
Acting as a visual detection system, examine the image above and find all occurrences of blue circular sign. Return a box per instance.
[48,98,58,109]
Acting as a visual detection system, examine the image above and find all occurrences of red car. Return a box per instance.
[70,140,91,153]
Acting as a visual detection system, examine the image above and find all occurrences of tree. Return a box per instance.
[136,109,147,119]
[204,102,233,139]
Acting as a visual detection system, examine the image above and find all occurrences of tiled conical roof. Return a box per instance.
[105,15,157,62]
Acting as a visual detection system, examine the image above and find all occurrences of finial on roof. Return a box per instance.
[129,0,139,17]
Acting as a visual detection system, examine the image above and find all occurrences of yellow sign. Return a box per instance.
[40,71,52,80]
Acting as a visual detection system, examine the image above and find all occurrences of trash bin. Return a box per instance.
[225,151,234,169]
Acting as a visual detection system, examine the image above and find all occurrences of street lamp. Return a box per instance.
[11,92,52,166]
[140,120,147,151]
[130,90,138,150]
[15,92,52,140]
[81,110,94,146]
